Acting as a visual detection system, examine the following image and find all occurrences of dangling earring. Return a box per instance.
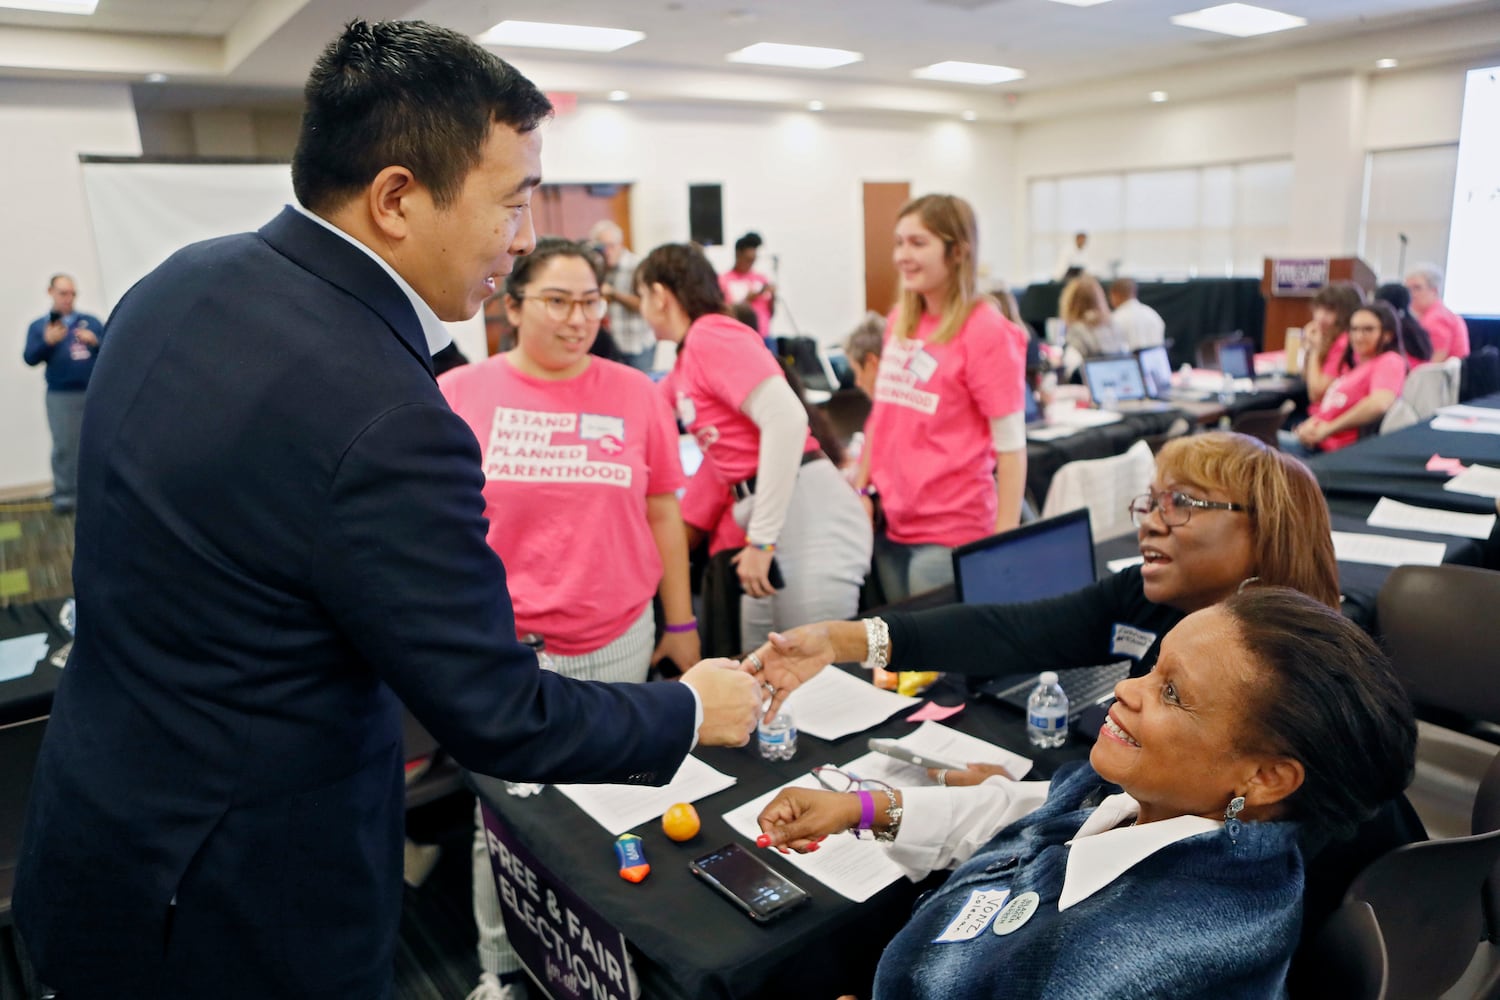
[1224,794,1246,842]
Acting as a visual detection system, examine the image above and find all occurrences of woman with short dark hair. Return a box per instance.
[758,588,1417,999]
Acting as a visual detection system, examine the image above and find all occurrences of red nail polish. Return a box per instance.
[755,833,772,848]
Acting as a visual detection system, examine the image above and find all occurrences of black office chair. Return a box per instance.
[1,716,49,999]
[1461,345,1500,403]
[1376,565,1500,731]
[1230,399,1295,448]
[1308,900,1389,1000]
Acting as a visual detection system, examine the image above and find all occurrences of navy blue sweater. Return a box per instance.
[875,763,1301,1000]
[24,312,105,391]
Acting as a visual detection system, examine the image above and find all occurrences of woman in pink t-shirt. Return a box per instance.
[1301,282,1365,404]
[1284,302,1408,455]
[438,239,698,997]
[859,194,1029,601]
[639,243,872,650]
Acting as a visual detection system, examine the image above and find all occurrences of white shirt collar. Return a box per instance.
[289,203,452,356]
[1058,793,1222,911]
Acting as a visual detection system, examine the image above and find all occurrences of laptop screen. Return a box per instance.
[951,509,1097,606]
[1218,340,1255,379]
[1137,345,1173,399]
[1083,356,1148,405]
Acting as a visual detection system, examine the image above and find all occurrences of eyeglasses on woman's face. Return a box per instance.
[1128,489,1251,529]
[518,292,608,322]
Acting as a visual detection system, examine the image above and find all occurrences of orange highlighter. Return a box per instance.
[614,834,651,883]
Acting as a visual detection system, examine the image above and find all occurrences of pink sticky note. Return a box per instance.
[1426,454,1467,476]
[907,701,966,722]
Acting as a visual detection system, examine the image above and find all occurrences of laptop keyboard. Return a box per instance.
[979,662,1131,721]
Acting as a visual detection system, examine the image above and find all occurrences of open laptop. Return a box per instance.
[1082,356,1174,413]
[1136,345,1212,402]
[1217,339,1256,380]
[955,511,1130,722]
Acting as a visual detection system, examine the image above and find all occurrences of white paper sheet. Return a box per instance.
[1045,407,1122,429]
[1331,531,1447,568]
[1107,555,1145,573]
[721,774,908,902]
[1027,424,1083,442]
[554,754,738,836]
[1443,464,1500,499]
[781,667,920,741]
[0,633,48,683]
[1430,416,1500,435]
[1435,404,1500,422]
[1366,497,1497,540]
[847,722,1034,783]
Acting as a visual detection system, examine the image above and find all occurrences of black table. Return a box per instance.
[0,598,71,726]
[473,671,1087,1000]
[1304,393,1500,568]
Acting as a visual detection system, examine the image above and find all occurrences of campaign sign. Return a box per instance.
[1271,258,1330,296]
[481,802,633,1000]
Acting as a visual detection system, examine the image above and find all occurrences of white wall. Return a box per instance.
[534,103,1016,344]
[0,80,140,493]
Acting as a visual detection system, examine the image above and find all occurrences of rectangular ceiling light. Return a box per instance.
[1047,0,1115,7]
[912,60,1026,85]
[0,0,99,12]
[727,43,864,70]
[1169,3,1307,37]
[477,20,645,53]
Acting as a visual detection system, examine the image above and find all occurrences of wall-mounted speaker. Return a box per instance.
[688,184,724,247]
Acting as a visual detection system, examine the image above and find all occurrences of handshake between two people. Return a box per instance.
[679,622,845,746]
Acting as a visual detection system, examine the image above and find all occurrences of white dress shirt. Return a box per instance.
[891,778,1222,911]
[1112,298,1167,352]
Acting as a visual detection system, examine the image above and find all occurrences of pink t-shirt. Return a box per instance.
[1417,301,1470,360]
[866,303,1029,547]
[1310,351,1407,452]
[679,466,745,557]
[439,356,684,655]
[660,312,817,486]
[1321,333,1350,379]
[719,269,773,336]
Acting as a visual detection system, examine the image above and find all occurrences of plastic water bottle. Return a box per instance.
[505,634,555,797]
[758,709,798,761]
[1027,671,1069,749]
[1218,370,1236,406]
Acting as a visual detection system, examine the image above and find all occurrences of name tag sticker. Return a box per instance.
[1111,624,1157,661]
[675,393,696,427]
[580,413,625,441]
[933,888,1011,943]
[992,890,1040,936]
[907,348,939,383]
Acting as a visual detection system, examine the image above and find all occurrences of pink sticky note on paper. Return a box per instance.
[1427,454,1467,476]
[907,701,966,722]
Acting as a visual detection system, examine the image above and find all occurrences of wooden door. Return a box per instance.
[863,182,910,315]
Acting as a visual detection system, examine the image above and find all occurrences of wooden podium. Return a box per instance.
[1261,257,1376,351]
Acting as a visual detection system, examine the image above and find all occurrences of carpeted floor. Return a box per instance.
[0,499,74,607]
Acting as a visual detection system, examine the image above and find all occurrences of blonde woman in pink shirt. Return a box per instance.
[858,194,1030,600]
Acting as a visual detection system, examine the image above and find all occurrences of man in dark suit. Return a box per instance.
[14,21,760,999]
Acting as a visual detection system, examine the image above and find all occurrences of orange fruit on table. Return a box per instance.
[662,802,701,842]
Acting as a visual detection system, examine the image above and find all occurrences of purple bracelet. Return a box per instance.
[856,790,876,837]
[663,620,698,634]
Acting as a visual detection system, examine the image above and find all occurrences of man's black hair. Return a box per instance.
[733,232,763,255]
[292,19,553,213]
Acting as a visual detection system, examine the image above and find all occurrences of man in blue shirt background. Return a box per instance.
[23,273,103,513]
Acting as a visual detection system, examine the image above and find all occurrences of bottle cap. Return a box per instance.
[1039,670,1059,685]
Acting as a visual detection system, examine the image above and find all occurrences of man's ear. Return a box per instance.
[366,166,420,242]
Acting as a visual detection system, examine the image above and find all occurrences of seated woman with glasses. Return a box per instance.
[750,431,1336,701]
[438,238,699,1000]
[1282,302,1408,456]
[757,588,1418,1000]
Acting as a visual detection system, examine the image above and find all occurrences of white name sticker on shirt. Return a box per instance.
[1110,624,1157,661]
[933,888,1010,943]
[907,347,939,383]
[992,891,1040,936]
[579,413,625,442]
[675,393,696,427]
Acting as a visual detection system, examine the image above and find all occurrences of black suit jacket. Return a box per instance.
[15,208,696,998]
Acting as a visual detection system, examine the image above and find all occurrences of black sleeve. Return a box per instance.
[883,568,1151,678]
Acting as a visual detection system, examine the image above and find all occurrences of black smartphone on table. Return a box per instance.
[689,843,810,923]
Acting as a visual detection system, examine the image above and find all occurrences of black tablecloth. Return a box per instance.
[1019,278,1265,368]
[473,672,1088,1000]
[0,598,71,725]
